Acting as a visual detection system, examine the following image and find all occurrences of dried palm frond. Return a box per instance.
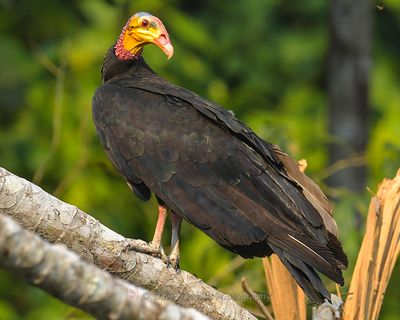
[343,169,400,320]
[262,255,307,320]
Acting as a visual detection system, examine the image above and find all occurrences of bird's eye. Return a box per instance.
[141,19,149,28]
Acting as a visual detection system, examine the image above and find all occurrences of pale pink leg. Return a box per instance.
[126,204,167,261]
[151,204,168,250]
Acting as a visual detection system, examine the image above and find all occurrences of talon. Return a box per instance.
[160,252,169,265]
[165,255,179,270]
[167,255,180,271]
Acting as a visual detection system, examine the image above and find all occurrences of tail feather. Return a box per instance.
[270,244,329,304]
[271,145,339,236]
[327,231,348,269]
[269,234,344,285]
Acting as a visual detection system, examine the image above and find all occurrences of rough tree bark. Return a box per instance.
[327,0,372,194]
[0,214,209,320]
[0,167,256,320]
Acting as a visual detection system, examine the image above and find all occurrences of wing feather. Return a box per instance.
[110,65,340,238]
[93,59,348,303]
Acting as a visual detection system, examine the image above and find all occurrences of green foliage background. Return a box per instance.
[0,0,399,318]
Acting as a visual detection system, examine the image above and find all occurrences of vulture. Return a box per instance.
[92,12,347,303]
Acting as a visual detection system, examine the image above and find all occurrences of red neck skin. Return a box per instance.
[114,19,142,60]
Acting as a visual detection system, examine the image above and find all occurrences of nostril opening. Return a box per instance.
[158,34,168,45]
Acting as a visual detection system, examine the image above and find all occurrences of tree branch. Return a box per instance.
[0,214,209,320]
[0,167,256,320]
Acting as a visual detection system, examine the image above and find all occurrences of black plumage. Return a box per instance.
[93,14,347,303]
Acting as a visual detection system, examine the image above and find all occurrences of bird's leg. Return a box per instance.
[167,211,182,270]
[150,204,168,257]
[126,204,167,262]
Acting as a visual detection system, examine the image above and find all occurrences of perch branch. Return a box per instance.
[0,214,209,320]
[241,277,274,320]
[0,167,255,320]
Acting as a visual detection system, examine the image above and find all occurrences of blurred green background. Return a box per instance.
[0,0,399,319]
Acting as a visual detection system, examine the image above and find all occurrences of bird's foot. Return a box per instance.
[125,239,167,262]
[166,253,180,272]
[149,241,168,263]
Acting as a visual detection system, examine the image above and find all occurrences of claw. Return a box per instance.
[166,254,180,272]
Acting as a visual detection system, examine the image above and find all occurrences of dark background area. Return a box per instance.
[0,0,399,318]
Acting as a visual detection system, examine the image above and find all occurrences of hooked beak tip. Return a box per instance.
[154,34,174,60]
[164,43,174,59]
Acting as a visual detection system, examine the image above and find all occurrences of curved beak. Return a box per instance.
[153,33,174,59]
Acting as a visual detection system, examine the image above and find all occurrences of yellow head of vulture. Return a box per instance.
[115,12,174,60]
